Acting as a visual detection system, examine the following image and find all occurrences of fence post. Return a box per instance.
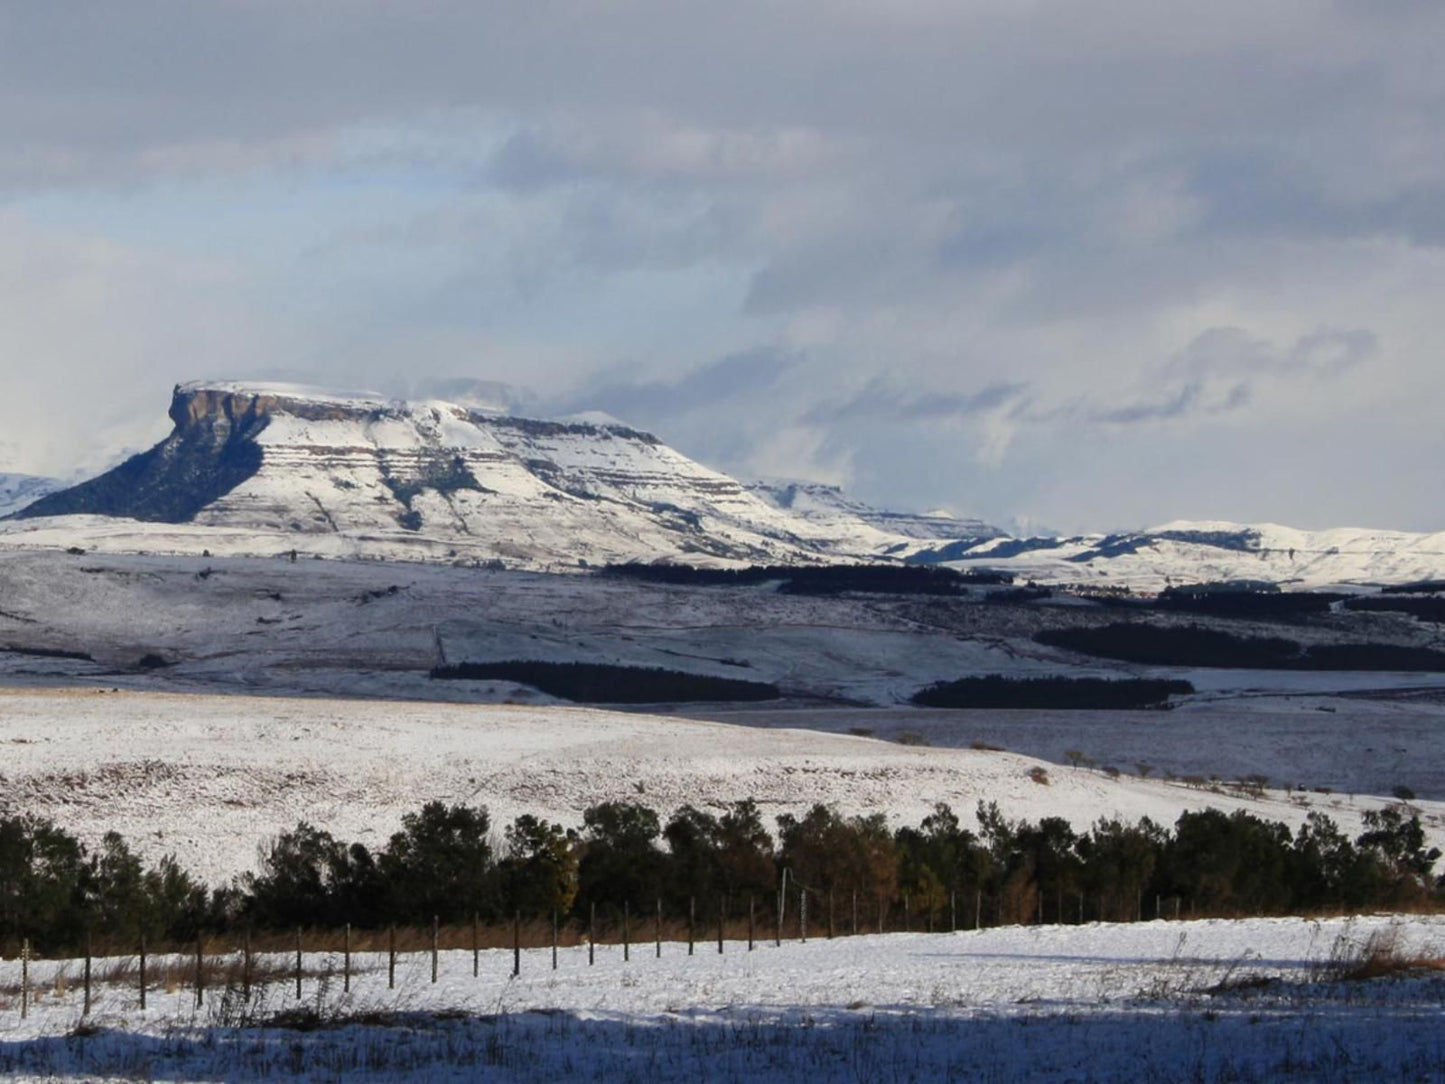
[344,923,351,993]
[431,916,440,983]
[800,888,808,943]
[388,925,396,990]
[1036,890,1043,925]
[195,934,204,1009]
[473,912,480,979]
[243,927,252,999]
[20,939,28,1021]
[775,894,782,948]
[827,891,835,940]
[748,894,755,952]
[655,899,662,959]
[84,929,92,1016]
[852,889,859,936]
[975,890,982,931]
[904,892,910,932]
[717,896,725,954]
[688,897,695,956]
[513,912,521,978]
[1078,894,1084,925]
[950,892,956,934]
[553,910,560,970]
[589,902,596,966]
[877,891,885,935]
[623,902,630,963]
[139,933,147,1011]
[1175,897,1181,921]
[295,928,303,1000]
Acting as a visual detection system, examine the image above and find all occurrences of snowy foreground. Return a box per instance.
[1,916,1443,1082]
[3,688,1442,884]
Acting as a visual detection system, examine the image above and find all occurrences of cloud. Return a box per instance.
[559,349,798,426]
[0,2,1442,530]
[806,379,1030,426]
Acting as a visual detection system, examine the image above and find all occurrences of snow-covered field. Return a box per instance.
[2,916,1442,1082]
[2,687,1440,885]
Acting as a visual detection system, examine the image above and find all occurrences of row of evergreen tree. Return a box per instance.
[1,799,1439,955]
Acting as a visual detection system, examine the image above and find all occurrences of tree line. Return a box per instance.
[2,798,1439,955]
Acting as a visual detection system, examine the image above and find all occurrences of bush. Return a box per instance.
[430,660,781,703]
[911,674,1193,709]
[1037,624,1445,671]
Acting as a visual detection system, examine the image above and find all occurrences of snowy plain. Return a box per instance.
[1,916,1443,1082]
[1,687,1441,886]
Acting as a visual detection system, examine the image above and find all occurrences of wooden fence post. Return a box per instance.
[344,923,351,993]
[20,939,28,1021]
[903,892,910,932]
[950,892,956,933]
[800,888,807,943]
[589,902,596,966]
[852,890,858,936]
[877,891,885,935]
[623,902,630,963]
[431,916,439,984]
[295,928,303,1000]
[553,910,560,970]
[513,912,521,978]
[655,899,662,959]
[243,927,252,999]
[975,890,982,931]
[827,891,835,940]
[388,925,396,990]
[195,934,204,1008]
[688,897,695,956]
[717,896,724,955]
[472,913,479,978]
[139,934,147,1011]
[84,930,92,1016]
[748,895,755,952]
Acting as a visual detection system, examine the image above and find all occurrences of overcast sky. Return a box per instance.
[2,1,1442,533]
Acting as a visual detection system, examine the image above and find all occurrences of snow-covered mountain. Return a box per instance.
[5,381,1444,587]
[745,479,1005,555]
[0,473,62,518]
[5,382,985,568]
[914,520,1445,591]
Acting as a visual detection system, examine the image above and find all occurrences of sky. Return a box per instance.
[1,1,1443,534]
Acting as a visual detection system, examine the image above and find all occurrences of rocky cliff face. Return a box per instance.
[12,382,989,567]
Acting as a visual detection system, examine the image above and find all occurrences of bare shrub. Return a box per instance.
[896,731,930,746]
[1027,766,1050,786]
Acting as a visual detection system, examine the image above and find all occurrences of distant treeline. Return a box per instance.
[1154,588,1346,619]
[911,675,1193,710]
[1344,596,1445,624]
[3,796,1438,955]
[430,660,781,703]
[1037,623,1445,671]
[603,563,1013,593]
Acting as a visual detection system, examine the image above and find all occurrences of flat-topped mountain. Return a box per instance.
[11,382,989,567]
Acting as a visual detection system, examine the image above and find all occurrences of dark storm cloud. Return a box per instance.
[562,349,797,422]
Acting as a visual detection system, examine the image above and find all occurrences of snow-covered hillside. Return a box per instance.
[746,478,1005,554]
[0,473,60,518]
[0,687,1438,884]
[919,520,1445,591]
